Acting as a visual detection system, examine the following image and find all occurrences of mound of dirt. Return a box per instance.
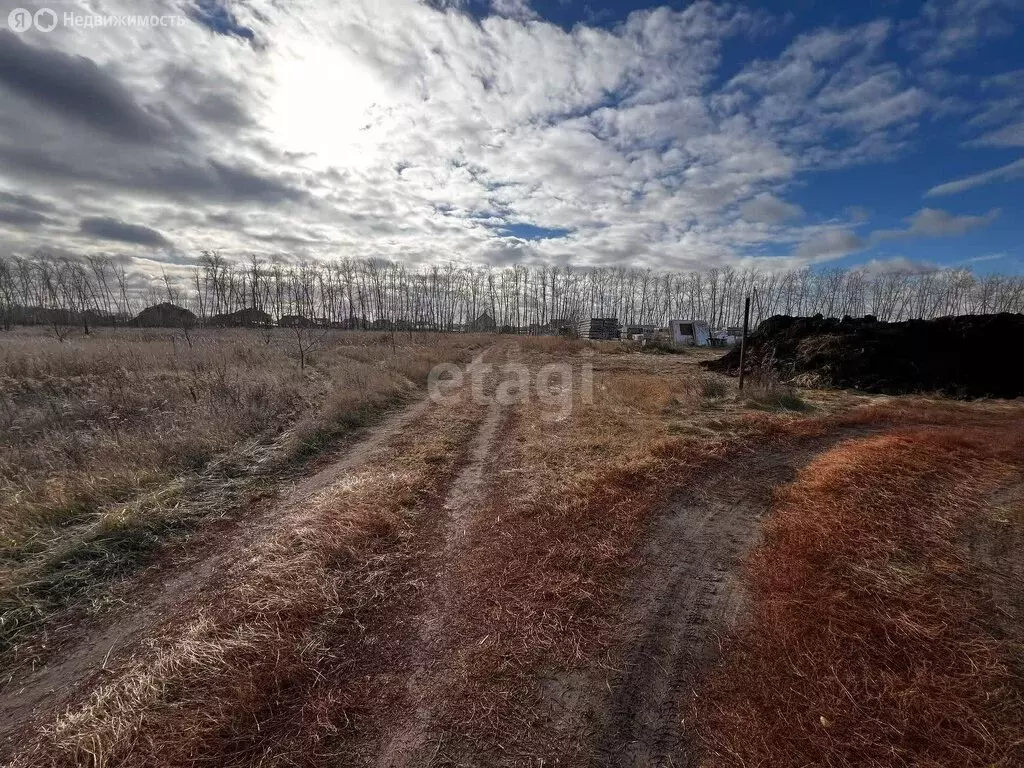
[704,313,1024,398]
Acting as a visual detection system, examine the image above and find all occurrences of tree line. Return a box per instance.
[1,251,1022,333]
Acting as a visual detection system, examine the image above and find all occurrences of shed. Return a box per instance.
[669,319,711,346]
[467,312,497,332]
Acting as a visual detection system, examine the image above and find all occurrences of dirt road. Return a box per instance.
[0,358,451,744]
[588,437,861,767]
[7,341,1007,768]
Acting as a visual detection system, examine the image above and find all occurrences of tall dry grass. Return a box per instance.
[694,424,1024,767]
[0,326,485,661]
[13,338,1021,767]
[15,392,486,768]
[9,345,784,766]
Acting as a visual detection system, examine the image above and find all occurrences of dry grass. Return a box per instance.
[401,349,802,762]
[693,423,1024,767]
[0,327,483,532]
[11,337,1024,768]
[515,335,592,355]
[14,384,487,768]
[0,327,485,663]
[701,377,729,399]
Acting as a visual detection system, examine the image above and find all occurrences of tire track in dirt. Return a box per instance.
[588,436,862,768]
[374,347,518,768]
[967,476,1024,695]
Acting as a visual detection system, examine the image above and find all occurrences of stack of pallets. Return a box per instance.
[577,318,620,340]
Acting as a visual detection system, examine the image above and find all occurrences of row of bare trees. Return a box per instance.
[2,251,1022,333]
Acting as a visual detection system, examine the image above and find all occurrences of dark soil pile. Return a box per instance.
[704,313,1024,398]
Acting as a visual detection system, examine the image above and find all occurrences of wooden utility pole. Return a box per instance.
[738,296,750,391]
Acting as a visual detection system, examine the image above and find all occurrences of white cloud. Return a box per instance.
[968,121,1024,147]
[926,159,1024,196]
[903,0,1022,65]
[793,229,866,262]
[907,207,1000,235]
[739,193,803,224]
[722,20,934,169]
[861,256,940,276]
[0,0,1000,280]
[490,0,539,21]
[872,207,1000,240]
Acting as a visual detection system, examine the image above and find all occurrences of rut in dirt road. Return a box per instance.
[374,354,513,768]
[589,442,839,768]
[376,404,508,768]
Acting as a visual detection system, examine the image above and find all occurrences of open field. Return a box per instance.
[0,328,488,669]
[0,330,1022,767]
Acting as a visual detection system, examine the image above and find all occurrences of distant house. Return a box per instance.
[669,319,711,346]
[334,317,369,330]
[10,306,92,327]
[467,311,497,332]
[208,307,272,327]
[279,314,313,328]
[133,303,197,328]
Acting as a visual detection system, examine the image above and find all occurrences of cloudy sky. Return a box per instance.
[0,0,1022,279]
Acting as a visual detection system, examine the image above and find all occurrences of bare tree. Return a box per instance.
[291,324,329,372]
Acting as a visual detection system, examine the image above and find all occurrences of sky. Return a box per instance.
[0,0,1022,282]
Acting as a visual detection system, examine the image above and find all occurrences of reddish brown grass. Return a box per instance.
[13,339,1024,768]
[693,422,1024,767]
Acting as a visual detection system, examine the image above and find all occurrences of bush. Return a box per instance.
[701,378,728,399]
[746,383,810,412]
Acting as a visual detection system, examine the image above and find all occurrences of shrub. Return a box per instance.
[641,339,685,355]
[745,383,810,411]
[701,377,728,399]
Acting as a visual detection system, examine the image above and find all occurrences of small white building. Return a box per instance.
[669,319,712,346]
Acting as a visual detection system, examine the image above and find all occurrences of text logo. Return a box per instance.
[7,8,33,32]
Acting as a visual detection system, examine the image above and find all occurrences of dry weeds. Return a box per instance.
[8,337,1023,768]
[0,327,485,664]
[396,348,818,763]
[13,377,488,768]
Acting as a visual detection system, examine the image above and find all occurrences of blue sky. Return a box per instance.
[0,0,1022,283]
